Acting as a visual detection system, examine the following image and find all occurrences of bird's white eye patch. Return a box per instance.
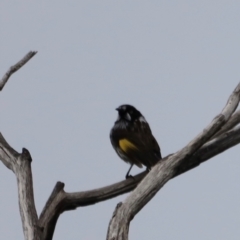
[139,116,147,123]
[125,112,131,121]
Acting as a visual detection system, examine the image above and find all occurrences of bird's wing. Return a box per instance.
[115,122,161,168]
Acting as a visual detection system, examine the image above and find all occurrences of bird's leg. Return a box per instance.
[125,164,134,179]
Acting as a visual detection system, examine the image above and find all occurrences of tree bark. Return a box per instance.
[1,52,239,240]
[0,52,41,240]
[106,82,240,240]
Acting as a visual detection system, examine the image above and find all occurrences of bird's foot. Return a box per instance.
[125,174,135,180]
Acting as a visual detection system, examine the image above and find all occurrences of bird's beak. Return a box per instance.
[115,107,120,111]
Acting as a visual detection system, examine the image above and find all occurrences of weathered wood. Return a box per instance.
[39,123,240,240]
[106,82,240,240]
[0,132,18,171]
[0,137,42,239]
[1,52,240,240]
[0,51,37,91]
[211,109,240,139]
[0,52,41,240]
[39,182,66,240]
[14,148,42,240]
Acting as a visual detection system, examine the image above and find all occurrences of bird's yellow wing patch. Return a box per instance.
[119,139,138,153]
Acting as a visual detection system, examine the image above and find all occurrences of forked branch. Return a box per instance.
[0,52,40,240]
[106,82,240,240]
[1,52,239,240]
[39,121,240,240]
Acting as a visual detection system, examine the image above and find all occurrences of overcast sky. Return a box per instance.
[0,1,240,239]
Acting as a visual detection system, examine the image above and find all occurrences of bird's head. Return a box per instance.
[116,104,145,122]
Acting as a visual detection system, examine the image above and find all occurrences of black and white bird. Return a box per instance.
[110,104,162,178]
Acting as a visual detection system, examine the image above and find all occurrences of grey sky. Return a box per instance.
[0,1,240,239]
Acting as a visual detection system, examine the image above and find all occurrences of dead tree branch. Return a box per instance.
[0,137,42,239]
[106,82,240,240]
[0,51,37,91]
[39,122,240,240]
[0,52,41,240]
[211,109,240,139]
[1,52,240,240]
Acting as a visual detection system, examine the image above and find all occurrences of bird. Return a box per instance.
[110,104,162,179]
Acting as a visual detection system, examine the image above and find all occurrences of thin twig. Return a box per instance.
[0,51,37,91]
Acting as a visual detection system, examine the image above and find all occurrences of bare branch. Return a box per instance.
[39,182,66,240]
[0,135,42,239]
[1,52,239,240]
[39,124,240,240]
[178,124,240,176]
[0,52,41,240]
[14,148,42,240]
[0,132,19,171]
[107,82,240,240]
[0,51,37,91]
[211,109,240,139]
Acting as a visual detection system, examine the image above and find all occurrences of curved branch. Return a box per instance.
[0,51,37,91]
[39,124,240,240]
[0,52,41,240]
[106,82,240,240]
[1,51,239,240]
